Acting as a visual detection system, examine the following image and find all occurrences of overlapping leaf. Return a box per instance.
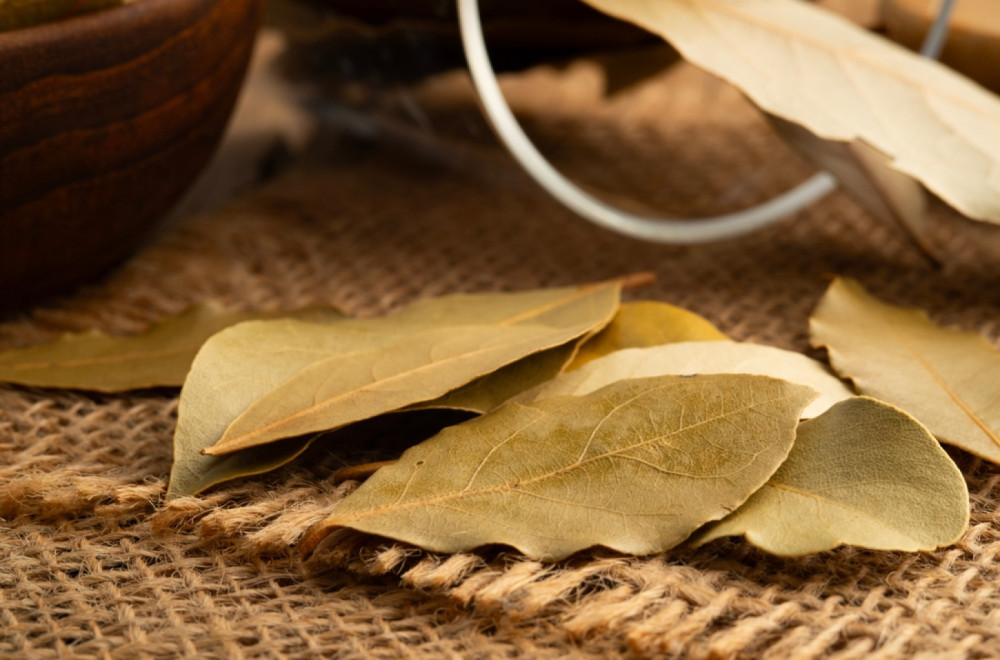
[579,0,1000,222]
[810,277,1000,463]
[301,374,818,560]
[412,342,580,414]
[167,434,321,502]
[568,301,729,369]
[168,283,620,498]
[525,342,853,419]
[0,304,343,392]
[692,397,969,555]
[426,300,729,413]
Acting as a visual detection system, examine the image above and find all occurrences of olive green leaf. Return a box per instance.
[0,0,129,32]
[0,303,344,392]
[300,374,818,561]
[167,434,320,501]
[198,282,621,457]
[810,277,1000,463]
[579,0,1000,222]
[525,342,853,419]
[691,397,970,555]
[569,301,729,370]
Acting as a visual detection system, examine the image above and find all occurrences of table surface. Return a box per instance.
[2,30,1000,660]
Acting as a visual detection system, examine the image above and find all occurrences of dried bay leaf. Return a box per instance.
[168,283,620,498]
[810,277,1000,462]
[168,408,474,500]
[579,0,1000,223]
[168,434,319,501]
[203,282,621,455]
[691,397,969,555]
[411,341,580,414]
[526,342,853,419]
[0,303,344,392]
[301,374,818,561]
[420,299,727,413]
[569,301,729,369]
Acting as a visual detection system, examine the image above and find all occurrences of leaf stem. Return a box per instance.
[332,460,398,483]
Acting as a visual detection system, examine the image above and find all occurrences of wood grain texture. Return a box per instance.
[0,0,262,312]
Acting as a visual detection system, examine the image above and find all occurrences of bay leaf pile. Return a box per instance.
[1,276,990,562]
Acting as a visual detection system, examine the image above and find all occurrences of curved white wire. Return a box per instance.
[456,0,953,244]
[921,0,956,58]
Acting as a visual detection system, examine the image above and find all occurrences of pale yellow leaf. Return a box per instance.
[569,301,729,370]
[579,0,1000,222]
[691,397,969,555]
[526,342,853,419]
[301,374,818,561]
[0,303,343,392]
[810,277,1000,462]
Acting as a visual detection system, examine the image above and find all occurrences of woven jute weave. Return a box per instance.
[2,52,1000,659]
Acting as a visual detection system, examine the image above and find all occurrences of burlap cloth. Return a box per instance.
[3,44,1000,659]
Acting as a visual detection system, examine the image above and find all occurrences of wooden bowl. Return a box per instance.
[271,0,659,83]
[0,0,262,313]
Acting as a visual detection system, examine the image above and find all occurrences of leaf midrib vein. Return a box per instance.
[880,319,1000,449]
[215,286,615,451]
[767,481,924,543]
[330,389,802,524]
